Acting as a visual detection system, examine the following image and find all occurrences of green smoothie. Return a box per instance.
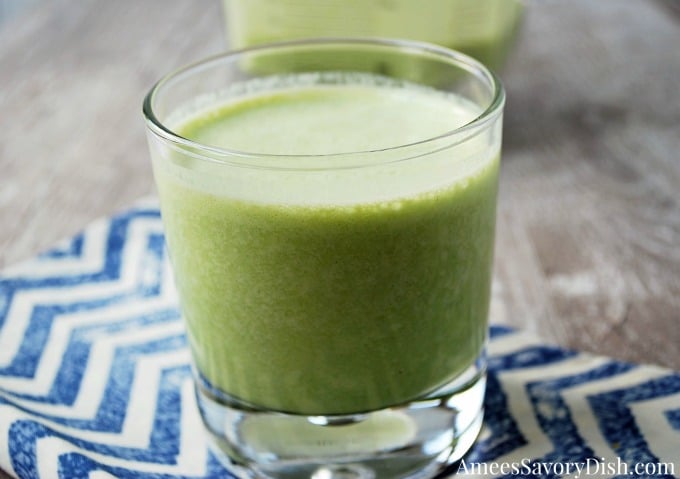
[224,0,523,71]
[152,79,499,415]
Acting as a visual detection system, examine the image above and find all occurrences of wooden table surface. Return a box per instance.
[0,0,678,378]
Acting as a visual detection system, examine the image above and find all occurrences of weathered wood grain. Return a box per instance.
[496,0,680,368]
[0,0,678,381]
[0,0,225,270]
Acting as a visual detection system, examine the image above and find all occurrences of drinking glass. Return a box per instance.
[223,0,524,70]
[143,38,504,479]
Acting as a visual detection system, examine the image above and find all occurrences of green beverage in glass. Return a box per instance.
[144,39,504,479]
[224,0,523,71]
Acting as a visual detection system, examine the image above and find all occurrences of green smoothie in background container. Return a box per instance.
[223,0,523,71]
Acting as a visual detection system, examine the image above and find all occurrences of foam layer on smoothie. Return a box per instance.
[160,73,496,207]
[177,85,478,155]
[152,77,500,414]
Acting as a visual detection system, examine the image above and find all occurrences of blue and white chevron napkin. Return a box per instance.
[0,202,678,478]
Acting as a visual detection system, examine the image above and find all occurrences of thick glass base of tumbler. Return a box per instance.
[196,364,485,479]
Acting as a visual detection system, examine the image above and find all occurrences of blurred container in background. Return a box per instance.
[223,0,523,72]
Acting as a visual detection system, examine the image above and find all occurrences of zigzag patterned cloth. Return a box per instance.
[0,202,678,478]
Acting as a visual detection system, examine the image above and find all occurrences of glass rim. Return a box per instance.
[142,37,505,168]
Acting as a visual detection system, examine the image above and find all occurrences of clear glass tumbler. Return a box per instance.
[143,39,504,479]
